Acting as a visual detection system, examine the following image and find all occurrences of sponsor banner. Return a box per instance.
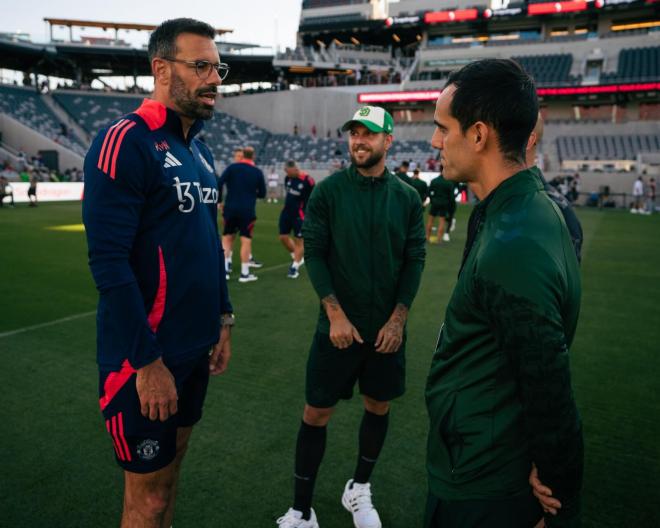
[424,9,479,23]
[385,15,422,27]
[358,90,442,103]
[528,0,587,14]
[483,6,524,17]
[1,182,84,203]
[358,82,659,103]
[538,82,660,96]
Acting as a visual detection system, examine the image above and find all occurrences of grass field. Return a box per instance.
[1,201,659,527]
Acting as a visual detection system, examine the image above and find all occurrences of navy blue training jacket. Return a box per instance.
[218,160,266,218]
[82,98,232,371]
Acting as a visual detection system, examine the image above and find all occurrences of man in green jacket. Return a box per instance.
[395,159,413,186]
[410,168,429,204]
[276,106,426,528]
[426,173,455,243]
[425,59,583,528]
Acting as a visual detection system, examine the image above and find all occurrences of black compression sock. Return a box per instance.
[293,420,327,520]
[353,409,389,484]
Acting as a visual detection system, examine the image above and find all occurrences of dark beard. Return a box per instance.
[170,71,215,121]
[350,149,384,169]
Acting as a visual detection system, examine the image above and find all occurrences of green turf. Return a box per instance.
[1,202,659,527]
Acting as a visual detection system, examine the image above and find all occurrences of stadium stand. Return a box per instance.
[600,46,660,83]
[48,89,434,168]
[53,90,270,167]
[557,134,660,162]
[0,84,86,155]
[52,92,142,135]
[511,54,576,85]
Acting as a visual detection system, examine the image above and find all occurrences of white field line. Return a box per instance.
[0,261,294,339]
[0,311,96,339]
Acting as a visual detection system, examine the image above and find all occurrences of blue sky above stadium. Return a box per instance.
[6,0,302,51]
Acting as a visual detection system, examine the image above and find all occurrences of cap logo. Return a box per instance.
[359,107,371,116]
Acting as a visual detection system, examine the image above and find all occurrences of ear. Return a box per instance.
[471,122,489,153]
[152,58,170,85]
[384,134,393,151]
[526,131,538,153]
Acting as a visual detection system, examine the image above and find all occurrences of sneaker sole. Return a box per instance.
[238,277,258,282]
[248,263,263,268]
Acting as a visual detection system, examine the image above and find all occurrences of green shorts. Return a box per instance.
[305,330,406,408]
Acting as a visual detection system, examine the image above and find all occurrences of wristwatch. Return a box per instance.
[220,313,235,327]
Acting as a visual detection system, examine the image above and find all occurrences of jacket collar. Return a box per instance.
[477,168,542,216]
[134,98,204,143]
[348,163,393,187]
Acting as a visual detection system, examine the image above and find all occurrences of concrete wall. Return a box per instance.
[219,86,399,135]
[0,113,84,171]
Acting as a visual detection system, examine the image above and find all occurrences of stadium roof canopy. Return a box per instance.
[43,17,233,38]
[0,36,276,85]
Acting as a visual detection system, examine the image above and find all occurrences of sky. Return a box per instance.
[2,0,303,52]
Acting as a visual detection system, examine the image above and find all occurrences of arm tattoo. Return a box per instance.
[383,303,408,340]
[322,294,341,313]
[389,303,408,326]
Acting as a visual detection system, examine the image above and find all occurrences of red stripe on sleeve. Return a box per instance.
[102,120,131,175]
[147,246,168,333]
[99,360,136,411]
[109,121,137,180]
[97,119,125,170]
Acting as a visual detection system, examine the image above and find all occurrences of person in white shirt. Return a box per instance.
[267,167,281,203]
[632,177,644,213]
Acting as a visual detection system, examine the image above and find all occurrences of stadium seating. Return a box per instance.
[600,46,660,83]
[0,85,86,155]
[511,54,574,85]
[52,92,142,135]
[556,134,660,161]
[52,90,269,167]
[49,90,435,169]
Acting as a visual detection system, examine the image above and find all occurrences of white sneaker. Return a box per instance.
[341,480,381,528]
[276,508,319,528]
[238,273,258,283]
[442,233,450,242]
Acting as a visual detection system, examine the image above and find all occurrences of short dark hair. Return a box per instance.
[243,146,255,160]
[148,18,216,62]
[285,160,297,168]
[400,161,409,168]
[446,58,538,164]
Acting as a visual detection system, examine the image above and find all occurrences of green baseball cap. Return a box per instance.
[342,106,394,134]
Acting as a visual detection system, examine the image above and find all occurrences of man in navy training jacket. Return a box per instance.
[82,18,234,528]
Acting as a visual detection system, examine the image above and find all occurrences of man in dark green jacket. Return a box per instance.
[276,106,426,528]
[426,173,455,243]
[410,168,429,204]
[395,159,413,186]
[425,59,583,528]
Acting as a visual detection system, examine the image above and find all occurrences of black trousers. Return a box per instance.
[425,491,542,528]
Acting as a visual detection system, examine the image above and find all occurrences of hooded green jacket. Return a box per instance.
[426,169,583,527]
[303,164,426,341]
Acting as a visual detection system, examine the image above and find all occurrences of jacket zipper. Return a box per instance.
[370,177,375,338]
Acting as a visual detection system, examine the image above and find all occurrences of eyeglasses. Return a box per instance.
[163,58,230,81]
